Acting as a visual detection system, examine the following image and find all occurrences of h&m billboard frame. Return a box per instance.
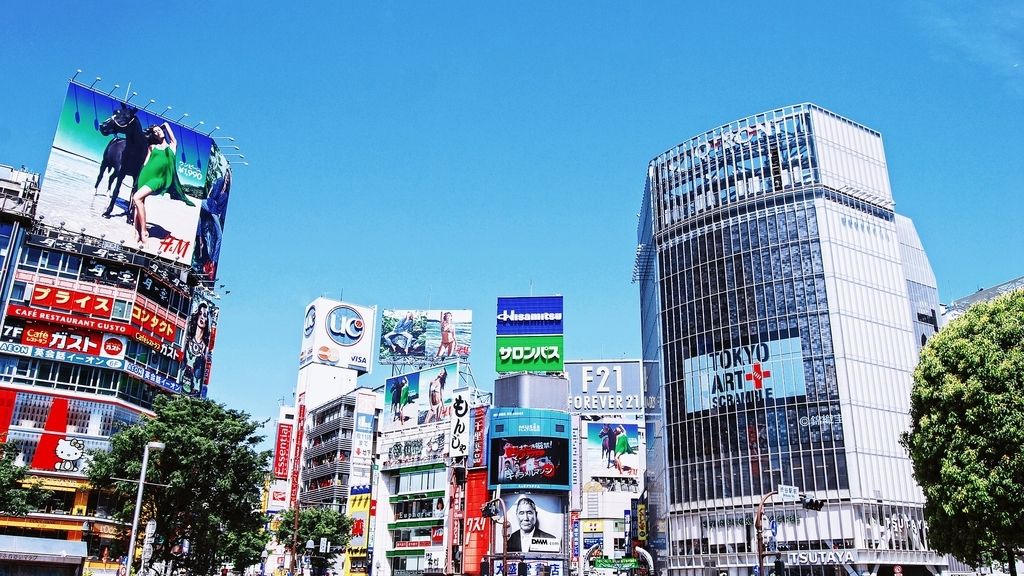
[38,81,234,281]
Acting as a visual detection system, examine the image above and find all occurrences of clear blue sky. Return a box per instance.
[1,1,1021,444]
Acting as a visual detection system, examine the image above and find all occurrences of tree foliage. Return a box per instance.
[273,506,354,576]
[88,395,272,576]
[902,290,1024,568]
[0,438,51,515]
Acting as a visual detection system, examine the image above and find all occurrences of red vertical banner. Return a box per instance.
[463,469,491,576]
[289,394,306,508]
[470,406,487,468]
[0,388,17,441]
[273,423,293,479]
[31,396,69,470]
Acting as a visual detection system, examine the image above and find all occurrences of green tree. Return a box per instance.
[273,506,354,576]
[0,438,50,515]
[902,290,1024,572]
[88,395,272,576]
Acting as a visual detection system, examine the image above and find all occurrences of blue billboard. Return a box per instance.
[496,296,563,336]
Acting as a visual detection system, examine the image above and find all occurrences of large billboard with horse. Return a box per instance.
[38,82,232,280]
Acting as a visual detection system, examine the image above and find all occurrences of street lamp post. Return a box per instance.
[481,498,509,576]
[127,441,165,573]
[82,521,93,558]
[755,490,778,576]
[304,539,314,576]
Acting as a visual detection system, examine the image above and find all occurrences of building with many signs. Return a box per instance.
[370,361,487,576]
[563,360,649,575]
[0,78,237,576]
[268,297,379,576]
[636,104,944,576]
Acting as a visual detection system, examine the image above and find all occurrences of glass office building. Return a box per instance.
[637,104,944,576]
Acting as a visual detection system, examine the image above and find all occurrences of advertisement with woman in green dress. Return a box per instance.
[38,82,231,276]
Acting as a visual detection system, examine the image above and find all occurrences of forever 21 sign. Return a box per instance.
[564,361,643,413]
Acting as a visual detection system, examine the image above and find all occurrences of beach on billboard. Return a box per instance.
[37,83,222,265]
[41,149,201,260]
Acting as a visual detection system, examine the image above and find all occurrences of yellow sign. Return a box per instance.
[582,520,604,533]
[24,475,88,492]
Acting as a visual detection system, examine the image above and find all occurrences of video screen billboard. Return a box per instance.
[493,493,564,554]
[379,309,472,364]
[383,362,459,432]
[39,82,232,270]
[176,290,218,397]
[488,408,572,491]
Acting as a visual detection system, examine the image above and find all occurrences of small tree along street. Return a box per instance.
[273,506,354,576]
[88,395,272,576]
[902,290,1024,573]
[0,438,50,515]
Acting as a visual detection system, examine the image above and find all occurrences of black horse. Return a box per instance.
[97,103,148,220]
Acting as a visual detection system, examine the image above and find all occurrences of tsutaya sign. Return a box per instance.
[683,336,806,413]
[786,551,857,565]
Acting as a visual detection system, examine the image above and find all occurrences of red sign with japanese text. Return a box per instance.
[6,304,181,361]
[131,303,178,342]
[31,285,113,318]
[471,405,487,468]
[273,423,293,479]
[19,322,126,359]
[463,469,490,576]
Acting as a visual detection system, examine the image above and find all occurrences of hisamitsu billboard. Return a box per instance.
[496,296,563,336]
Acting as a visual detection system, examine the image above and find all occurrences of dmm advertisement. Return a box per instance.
[39,82,232,266]
[683,336,807,413]
[379,309,472,364]
[493,493,564,555]
[384,362,459,432]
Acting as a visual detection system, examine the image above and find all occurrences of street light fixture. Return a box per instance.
[82,521,93,558]
[305,540,315,576]
[481,497,509,576]
[127,441,165,572]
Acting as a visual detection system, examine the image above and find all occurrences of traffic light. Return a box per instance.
[481,501,500,518]
[773,558,785,576]
[800,496,825,511]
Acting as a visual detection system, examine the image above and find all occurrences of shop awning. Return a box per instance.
[0,535,87,564]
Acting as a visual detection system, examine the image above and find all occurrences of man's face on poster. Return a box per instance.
[516,500,537,532]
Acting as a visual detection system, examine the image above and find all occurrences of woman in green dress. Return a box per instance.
[613,424,632,474]
[132,122,193,244]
